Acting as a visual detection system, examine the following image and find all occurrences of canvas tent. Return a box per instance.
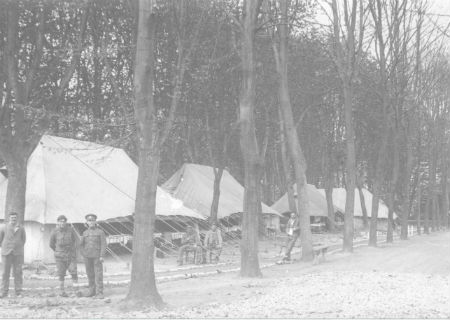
[271,184,339,218]
[0,135,204,263]
[162,163,281,230]
[316,188,393,220]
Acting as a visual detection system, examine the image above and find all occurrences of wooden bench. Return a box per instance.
[312,244,330,265]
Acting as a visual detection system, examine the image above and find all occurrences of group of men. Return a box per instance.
[0,212,106,299]
[177,223,223,266]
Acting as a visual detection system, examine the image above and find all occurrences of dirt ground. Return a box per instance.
[0,231,449,318]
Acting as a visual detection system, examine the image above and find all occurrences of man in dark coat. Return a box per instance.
[0,212,26,298]
[80,213,106,299]
[49,215,79,297]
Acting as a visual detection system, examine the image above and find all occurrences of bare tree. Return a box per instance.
[329,0,367,252]
[272,0,314,260]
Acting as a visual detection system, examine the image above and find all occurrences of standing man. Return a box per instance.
[49,215,79,297]
[0,212,26,298]
[80,214,106,299]
[203,223,223,264]
[282,212,300,262]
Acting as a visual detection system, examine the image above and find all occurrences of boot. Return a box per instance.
[94,291,104,299]
[59,281,68,297]
[70,278,80,295]
[84,287,96,298]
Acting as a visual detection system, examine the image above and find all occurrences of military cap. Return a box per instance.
[85,213,98,220]
[57,215,67,222]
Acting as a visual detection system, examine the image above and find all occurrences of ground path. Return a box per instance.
[0,231,448,318]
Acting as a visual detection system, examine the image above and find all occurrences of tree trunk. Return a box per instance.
[274,0,313,260]
[417,179,421,235]
[442,159,449,229]
[387,134,400,243]
[125,0,163,307]
[400,130,414,240]
[325,180,336,232]
[427,145,437,233]
[3,155,27,223]
[369,178,382,246]
[239,0,262,277]
[343,83,356,252]
[358,186,368,228]
[278,107,297,214]
[210,167,224,223]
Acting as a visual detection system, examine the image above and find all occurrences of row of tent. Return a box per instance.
[0,135,392,263]
[271,183,392,219]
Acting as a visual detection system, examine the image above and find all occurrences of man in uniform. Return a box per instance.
[282,212,300,262]
[0,212,26,298]
[177,226,201,266]
[49,215,79,297]
[80,213,106,299]
[203,223,223,264]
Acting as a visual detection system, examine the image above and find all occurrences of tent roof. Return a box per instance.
[162,163,281,219]
[316,188,393,219]
[271,184,337,217]
[0,135,205,223]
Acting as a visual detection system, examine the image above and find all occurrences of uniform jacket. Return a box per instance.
[0,223,26,256]
[80,227,107,258]
[204,229,223,248]
[49,226,78,259]
[286,217,300,236]
[181,230,200,246]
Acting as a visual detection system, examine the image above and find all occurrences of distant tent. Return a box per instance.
[271,184,338,218]
[162,163,281,229]
[0,135,204,263]
[316,188,393,219]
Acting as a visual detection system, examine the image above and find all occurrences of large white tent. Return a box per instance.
[0,135,204,263]
[271,184,338,218]
[316,187,393,219]
[162,163,281,229]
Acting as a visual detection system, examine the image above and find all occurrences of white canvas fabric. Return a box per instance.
[162,163,281,219]
[271,184,337,217]
[0,135,205,224]
[316,187,393,219]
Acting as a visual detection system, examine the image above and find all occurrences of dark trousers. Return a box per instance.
[1,254,23,294]
[84,257,103,294]
[284,234,299,259]
[56,257,78,281]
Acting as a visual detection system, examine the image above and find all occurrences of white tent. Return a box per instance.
[271,184,338,218]
[162,163,281,228]
[0,135,204,263]
[317,188,393,219]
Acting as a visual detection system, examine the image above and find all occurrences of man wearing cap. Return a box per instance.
[80,214,106,298]
[0,212,26,298]
[49,215,79,297]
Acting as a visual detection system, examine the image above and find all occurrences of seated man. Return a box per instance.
[177,226,201,266]
[203,223,223,264]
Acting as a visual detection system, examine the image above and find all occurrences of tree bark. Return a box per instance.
[239,0,262,277]
[358,186,368,229]
[342,83,356,252]
[273,0,313,260]
[417,178,422,235]
[125,0,163,307]
[442,157,449,229]
[210,167,224,223]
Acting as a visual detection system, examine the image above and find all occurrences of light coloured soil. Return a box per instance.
[0,231,448,318]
